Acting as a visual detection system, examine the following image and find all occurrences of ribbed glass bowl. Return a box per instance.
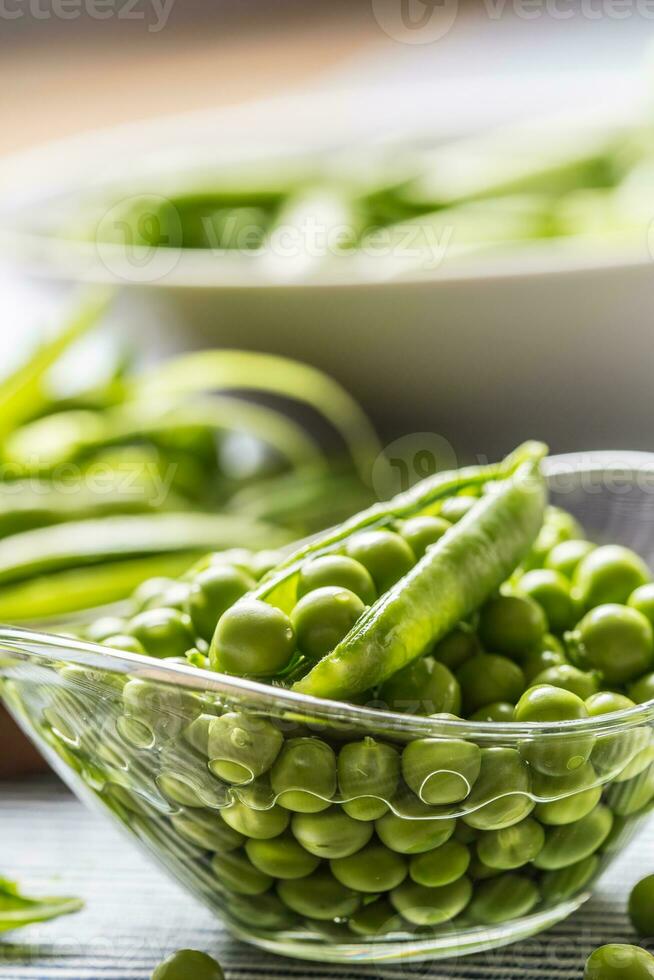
[2,452,654,964]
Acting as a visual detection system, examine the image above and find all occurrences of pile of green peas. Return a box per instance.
[82,505,654,941]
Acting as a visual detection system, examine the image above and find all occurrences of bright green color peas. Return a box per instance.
[608,762,654,816]
[220,799,289,840]
[186,564,255,642]
[338,737,400,820]
[277,869,360,920]
[291,587,365,662]
[271,737,337,813]
[144,582,193,612]
[457,653,525,715]
[398,515,451,558]
[151,949,224,980]
[522,645,568,683]
[380,656,461,716]
[533,765,602,826]
[531,664,600,701]
[467,874,539,925]
[629,584,654,627]
[540,854,599,904]
[211,850,273,896]
[330,842,407,893]
[629,875,654,937]
[297,555,376,605]
[390,876,472,926]
[470,702,516,722]
[529,507,584,568]
[629,673,654,704]
[545,539,596,579]
[132,576,177,610]
[586,692,640,776]
[478,594,546,657]
[477,817,544,870]
[228,892,298,931]
[171,809,244,852]
[534,804,613,870]
[245,831,320,879]
[210,599,295,676]
[205,712,283,784]
[440,495,478,523]
[401,738,481,805]
[584,945,654,980]
[514,684,594,776]
[432,626,478,671]
[86,615,127,642]
[576,604,654,685]
[103,634,146,654]
[129,608,195,659]
[462,748,533,831]
[575,546,651,610]
[587,691,636,716]
[291,806,373,858]
[376,800,456,854]
[519,569,578,633]
[409,839,470,886]
[613,741,654,784]
[345,529,416,593]
[468,856,503,881]
[348,899,403,937]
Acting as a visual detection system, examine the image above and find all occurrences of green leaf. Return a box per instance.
[0,878,83,932]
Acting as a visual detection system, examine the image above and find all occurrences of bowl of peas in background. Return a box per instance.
[2,445,654,964]
[2,91,654,452]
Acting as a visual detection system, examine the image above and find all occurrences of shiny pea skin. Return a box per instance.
[401,738,481,805]
[586,693,641,777]
[470,701,516,722]
[345,529,415,593]
[534,804,613,870]
[477,817,544,869]
[210,598,295,676]
[171,809,244,852]
[628,673,654,704]
[220,799,289,840]
[467,874,539,925]
[151,949,224,980]
[376,799,456,854]
[271,737,337,812]
[518,569,578,633]
[245,831,320,879]
[297,554,376,605]
[575,545,651,609]
[584,944,654,980]
[398,515,451,559]
[409,839,470,886]
[545,539,595,579]
[291,806,373,859]
[331,842,408,893]
[478,594,546,657]
[103,634,146,655]
[390,875,472,926]
[457,653,526,715]
[348,899,403,937]
[129,607,195,659]
[211,850,273,896]
[540,854,599,905]
[228,892,298,930]
[613,742,654,784]
[628,583,654,627]
[533,763,602,826]
[629,874,654,937]
[432,626,479,671]
[206,712,283,784]
[514,684,594,776]
[462,748,533,831]
[291,586,365,662]
[522,645,568,683]
[277,869,360,920]
[607,762,654,816]
[338,737,400,820]
[380,656,461,716]
[186,564,255,641]
[531,664,600,701]
[575,604,654,685]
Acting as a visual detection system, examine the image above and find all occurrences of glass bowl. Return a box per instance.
[2,451,654,964]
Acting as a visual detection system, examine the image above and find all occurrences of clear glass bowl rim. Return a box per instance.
[2,449,654,742]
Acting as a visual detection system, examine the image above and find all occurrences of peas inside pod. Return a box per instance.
[70,442,654,949]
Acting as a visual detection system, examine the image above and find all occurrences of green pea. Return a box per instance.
[345,529,415,593]
[245,831,320,879]
[457,653,526,715]
[584,944,654,979]
[629,875,654,937]
[522,645,568,683]
[440,495,478,523]
[390,876,472,926]
[132,576,177,610]
[478,594,546,657]
[534,804,613,870]
[531,664,600,701]
[613,742,654,784]
[628,673,654,704]
[103,634,146,655]
[519,568,578,633]
[529,507,584,568]
[470,702,515,722]
[122,678,209,742]
[467,874,539,924]
[575,605,654,685]
[297,555,376,605]
[398,515,451,558]
[468,856,503,881]
[185,564,255,642]
[271,737,337,813]
[128,608,195,659]
[171,808,244,852]
[228,892,298,930]
[211,850,273,896]
[628,583,654,627]
[376,797,456,854]
[210,599,295,676]
[545,539,596,579]
[409,839,470,886]
[476,817,544,869]
[607,763,654,816]
[277,869,360,920]
[220,798,289,840]
[401,738,481,805]
[533,764,602,826]
[380,656,461,716]
[291,586,365,662]
[586,693,642,777]
[157,741,228,810]
[144,582,194,612]
[291,806,373,858]
[338,737,400,820]
[151,949,224,980]
[204,712,283,784]
[432,626,479,671]
[514,685,594,776]
[331,842,407,893]
[575,545,650,609]
[540,854,599,905]
[86,615,128,642]
[462,748,533,831]
[348,899,403,937]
